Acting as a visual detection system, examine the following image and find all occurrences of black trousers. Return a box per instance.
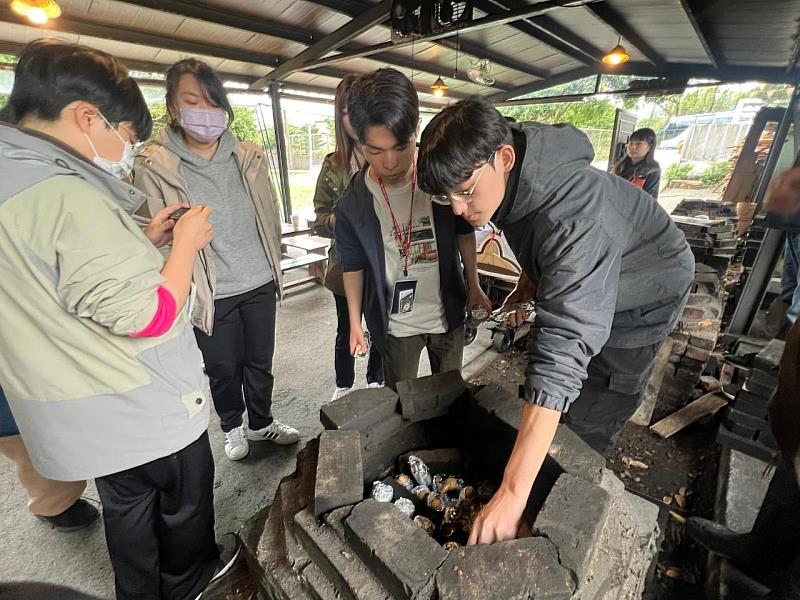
[562,341,661,455]
[333,293,383,388]
[195,282,276,432]
[95,433,218,600]
[748,460,800,595]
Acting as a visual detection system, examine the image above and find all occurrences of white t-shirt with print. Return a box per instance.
[365,172,447,338]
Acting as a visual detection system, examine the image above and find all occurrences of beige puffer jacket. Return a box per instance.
[133,129,284,335]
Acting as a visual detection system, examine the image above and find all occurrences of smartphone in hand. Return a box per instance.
[169,207,190,221]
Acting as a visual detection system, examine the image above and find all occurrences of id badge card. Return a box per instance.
[391,279,418,314]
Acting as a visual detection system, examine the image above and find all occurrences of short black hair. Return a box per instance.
[0,39,152,141]
[418,96,511,195]
[613,127,659,177]
[165,59,235,129]
[347,68,418,146]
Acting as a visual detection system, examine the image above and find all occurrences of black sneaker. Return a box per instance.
[686,517,755,562]
[35,499,99,532]
[195,533,242,599]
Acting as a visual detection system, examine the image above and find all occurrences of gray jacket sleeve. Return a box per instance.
[524,218,622,412]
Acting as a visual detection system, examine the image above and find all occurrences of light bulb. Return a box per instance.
[27,7,49,23]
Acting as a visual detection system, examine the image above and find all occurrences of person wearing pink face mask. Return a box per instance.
[133,59,299,462]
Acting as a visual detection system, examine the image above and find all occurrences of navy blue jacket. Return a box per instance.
[334,168,471,353]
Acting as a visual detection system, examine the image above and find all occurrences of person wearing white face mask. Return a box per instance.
[133,59,299,462]
[76,105,137,178]
[0,40,242,599]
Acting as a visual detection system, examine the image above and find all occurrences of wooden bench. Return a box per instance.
[283,236,328,255]
[280,235,329,291]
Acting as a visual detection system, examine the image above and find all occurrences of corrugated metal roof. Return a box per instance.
[1,0,798,104]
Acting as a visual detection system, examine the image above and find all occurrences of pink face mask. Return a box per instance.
[179,106,227,143]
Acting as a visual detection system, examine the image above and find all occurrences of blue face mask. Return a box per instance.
[84,111,135,179]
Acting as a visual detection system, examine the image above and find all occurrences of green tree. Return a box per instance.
[230,106,262,145]
[149,103,168,139]
[500,98,617,130]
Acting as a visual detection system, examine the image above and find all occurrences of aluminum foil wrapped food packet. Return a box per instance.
[407,455,432,488]
[412,485,430,501]
[427,492,445,512]
[371,481,394,503]
[394,497,415,518]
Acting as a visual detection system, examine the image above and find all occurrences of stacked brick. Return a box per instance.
[672,214,738,275]
[652,267,725,421]
[244,375,661,600]
[671,198,737,220]
[742,216,767,269]
[718,339,783,462]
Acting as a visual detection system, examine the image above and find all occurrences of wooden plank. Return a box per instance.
[283,275,320,291]
[650,393,729,439]
[722,107,785,205]
[281,253,327,271]
[629,339,675,427]
[284,236,329,254]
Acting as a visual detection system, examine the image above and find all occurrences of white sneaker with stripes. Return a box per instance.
[247,420,300,445]
[223,426,249,461]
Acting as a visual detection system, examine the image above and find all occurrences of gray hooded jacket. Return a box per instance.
[496,123,694,413]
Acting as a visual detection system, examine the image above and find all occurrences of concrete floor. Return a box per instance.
[0,280,493,599]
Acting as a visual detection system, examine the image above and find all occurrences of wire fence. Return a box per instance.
[580,128,613,162]
[287,131,335,171]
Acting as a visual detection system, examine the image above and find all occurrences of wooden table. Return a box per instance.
[279,220,327,291]
[281,221,314,239]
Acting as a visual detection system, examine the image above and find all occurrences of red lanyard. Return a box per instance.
[353,154,362,171]
[377,168,416,277]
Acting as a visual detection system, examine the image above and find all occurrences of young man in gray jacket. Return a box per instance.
[418,97,694,545]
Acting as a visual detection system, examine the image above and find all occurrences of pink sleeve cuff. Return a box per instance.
[130,287,178,338]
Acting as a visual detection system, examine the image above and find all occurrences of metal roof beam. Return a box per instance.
[585,2,665,67]
[297,0,597,68]
[251,0,393,87]
[487,66,595,102]
[526,14,606,62]
[471,0,602,65]
[488,60,798,104]
[0,6,284,67]
[301,0,597,79]
[113,0,319,46]
[312,65,472,100]
[454,38,549,79]
[598,61,799,84]
[0,41,258,85]
[679,0,723,69]
[106,0,507,91]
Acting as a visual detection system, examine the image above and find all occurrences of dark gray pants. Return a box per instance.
[563,341,661,455]
[383,326,464,390]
